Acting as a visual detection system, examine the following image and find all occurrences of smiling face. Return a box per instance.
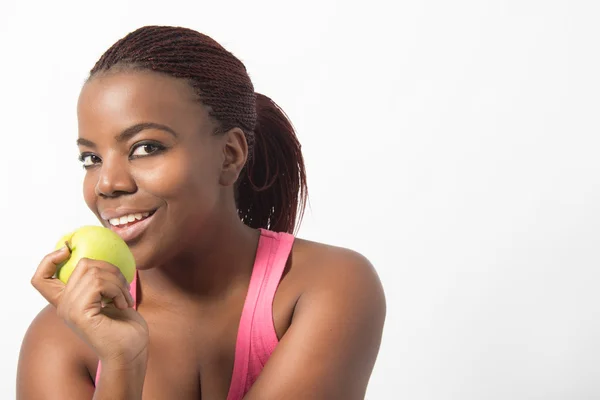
[76,69,241,269]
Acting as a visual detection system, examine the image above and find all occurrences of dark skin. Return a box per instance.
[17,70,386,399]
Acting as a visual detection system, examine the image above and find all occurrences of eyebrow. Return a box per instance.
[76,122,178,148]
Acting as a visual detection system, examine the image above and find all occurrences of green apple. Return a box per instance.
[54,225,136,284]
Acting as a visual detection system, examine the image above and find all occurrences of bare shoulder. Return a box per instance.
[17,304,97,399]
[244,236,386,399]
[292,237,384,284]
[290,237,386,315]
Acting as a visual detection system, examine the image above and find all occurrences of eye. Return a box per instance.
[78,153,101,168]
[130,142,164,158]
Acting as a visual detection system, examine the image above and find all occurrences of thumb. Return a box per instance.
[31,246,71,306]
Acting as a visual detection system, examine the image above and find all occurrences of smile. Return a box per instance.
[104,209,157,243]
[108,211,154,227]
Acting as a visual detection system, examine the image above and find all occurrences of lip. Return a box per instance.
[104,208,158,243]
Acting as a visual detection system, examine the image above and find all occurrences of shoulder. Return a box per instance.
[292,237,385,288]
[17,304,98,396]
[289,237,386,322]
[244,236,386,398]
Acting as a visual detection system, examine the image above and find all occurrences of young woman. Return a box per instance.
[17,25,386,400]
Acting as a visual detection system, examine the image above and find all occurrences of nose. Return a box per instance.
[95,154,137,197]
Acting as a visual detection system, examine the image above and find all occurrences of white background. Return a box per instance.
[1,0,599,399]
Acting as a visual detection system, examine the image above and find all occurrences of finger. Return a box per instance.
[92,280,131,311]
[63,279,131,325]
[69,273,128,310]
[32,246,71,281]
[69,258,131,290]
[75,265,134,309]
[107,293,129,310]
[68,259,133,306]
[64,257,95,285]
[31,246,71,306]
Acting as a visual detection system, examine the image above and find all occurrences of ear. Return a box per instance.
[219,127,248,186]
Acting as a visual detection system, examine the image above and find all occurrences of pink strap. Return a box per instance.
[226,229,294,399]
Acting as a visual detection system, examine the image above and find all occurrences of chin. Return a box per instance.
[128,239,162,270]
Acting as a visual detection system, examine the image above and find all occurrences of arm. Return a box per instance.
[17,305,95,399]
[21,248,149,400]
[244,250,387,400]
[93,355,147,400]
[17,305,147,400]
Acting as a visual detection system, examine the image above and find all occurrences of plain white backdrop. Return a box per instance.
[1,0,599,398]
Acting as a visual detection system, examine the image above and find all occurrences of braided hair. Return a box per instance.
[89,25,307,234]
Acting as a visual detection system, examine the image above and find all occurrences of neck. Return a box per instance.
[137,207,261,308]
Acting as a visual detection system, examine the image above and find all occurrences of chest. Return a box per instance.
[134,283,298,400]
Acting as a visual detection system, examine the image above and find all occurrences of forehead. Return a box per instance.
[77,70,210,137]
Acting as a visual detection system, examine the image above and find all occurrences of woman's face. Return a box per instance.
[77,70,230,269]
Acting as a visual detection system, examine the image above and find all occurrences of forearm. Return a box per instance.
[92,359,147,400]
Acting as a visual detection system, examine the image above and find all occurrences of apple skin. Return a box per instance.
[54,226,136,284]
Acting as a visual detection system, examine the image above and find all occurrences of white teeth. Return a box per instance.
[108,212,153,226]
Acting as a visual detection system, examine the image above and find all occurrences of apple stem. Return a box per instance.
[64,241,72,253]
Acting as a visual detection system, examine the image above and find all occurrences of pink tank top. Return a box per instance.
[94,228,295,399]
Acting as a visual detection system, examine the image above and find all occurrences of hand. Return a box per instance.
[31,246,149,368]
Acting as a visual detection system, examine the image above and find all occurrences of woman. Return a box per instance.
[17,25,386,400]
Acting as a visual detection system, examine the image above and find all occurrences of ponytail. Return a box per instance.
[236,93,307,234]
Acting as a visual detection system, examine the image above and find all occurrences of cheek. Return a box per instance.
[135,150,218,205]
[82,171,98,212]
